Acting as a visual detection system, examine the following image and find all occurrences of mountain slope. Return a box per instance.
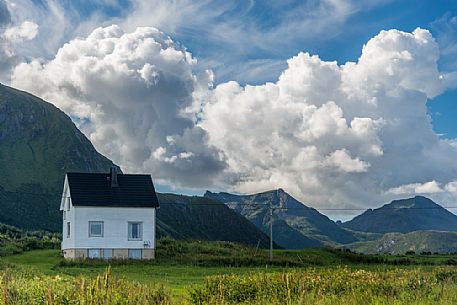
[205,189,357,249]
[344,230,457,254]
[0,83,118,231]
[156,193,274,248]
[343,196,457,234]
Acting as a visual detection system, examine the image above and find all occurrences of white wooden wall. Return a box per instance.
[71,206,155,249]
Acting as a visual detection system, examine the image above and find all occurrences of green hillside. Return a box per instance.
[344,230,457,254]
[156,193,274,248]
[205,189,357,248]
[0,83,118,231]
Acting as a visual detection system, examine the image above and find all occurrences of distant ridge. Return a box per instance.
[342,196,457,233]
[344,230,457,254]
[205,189,357,249]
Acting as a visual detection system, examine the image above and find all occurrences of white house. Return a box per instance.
[60,168,159,260]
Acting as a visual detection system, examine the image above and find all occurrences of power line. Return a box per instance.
[4,189,457,211]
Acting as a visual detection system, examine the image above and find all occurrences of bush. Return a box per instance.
[0,224,60,257]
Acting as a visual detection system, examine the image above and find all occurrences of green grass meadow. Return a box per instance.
[2,240,457,304]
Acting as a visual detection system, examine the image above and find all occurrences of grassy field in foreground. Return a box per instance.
[2,239,457,304]
[3,244,457,290]
[0,249,285,291]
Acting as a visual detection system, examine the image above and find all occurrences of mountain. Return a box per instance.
[205,189,357,249]
[342,196,457,234]
[0,83,118,231]
[343,230,457,254]
[156,193,274,248]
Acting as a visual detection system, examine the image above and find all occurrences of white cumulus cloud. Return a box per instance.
[3,20,38,41]
[387,181,444,195]
[197,28,457,209]
[11,25,226,187]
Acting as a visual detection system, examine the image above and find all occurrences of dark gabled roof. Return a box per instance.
[66,172,159,208]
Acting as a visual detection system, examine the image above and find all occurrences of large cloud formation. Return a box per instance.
[198,28,457,210]
[12,25,226,187]
[11,25,457,213]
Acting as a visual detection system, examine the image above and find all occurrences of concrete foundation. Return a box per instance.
[142,249,155,259]
[62,248,155,260]
[113,249,129,259]
[62,248,87,259]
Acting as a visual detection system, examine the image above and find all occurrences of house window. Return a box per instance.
[128,249,142,259]
[89,221,104,237]
[128,222,143,240]
[66,222,70,238]
[103,249,113,260]
[88,249,101,259]
[67,198,70,211]
[63,211,66,220]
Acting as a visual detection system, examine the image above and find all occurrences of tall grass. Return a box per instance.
[3,265,457,305]
[0,267,171,305]
[189,267,457,304]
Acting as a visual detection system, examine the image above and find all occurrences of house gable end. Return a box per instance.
[60,175,69,211]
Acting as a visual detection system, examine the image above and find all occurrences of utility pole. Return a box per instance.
[269,202,273,261]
